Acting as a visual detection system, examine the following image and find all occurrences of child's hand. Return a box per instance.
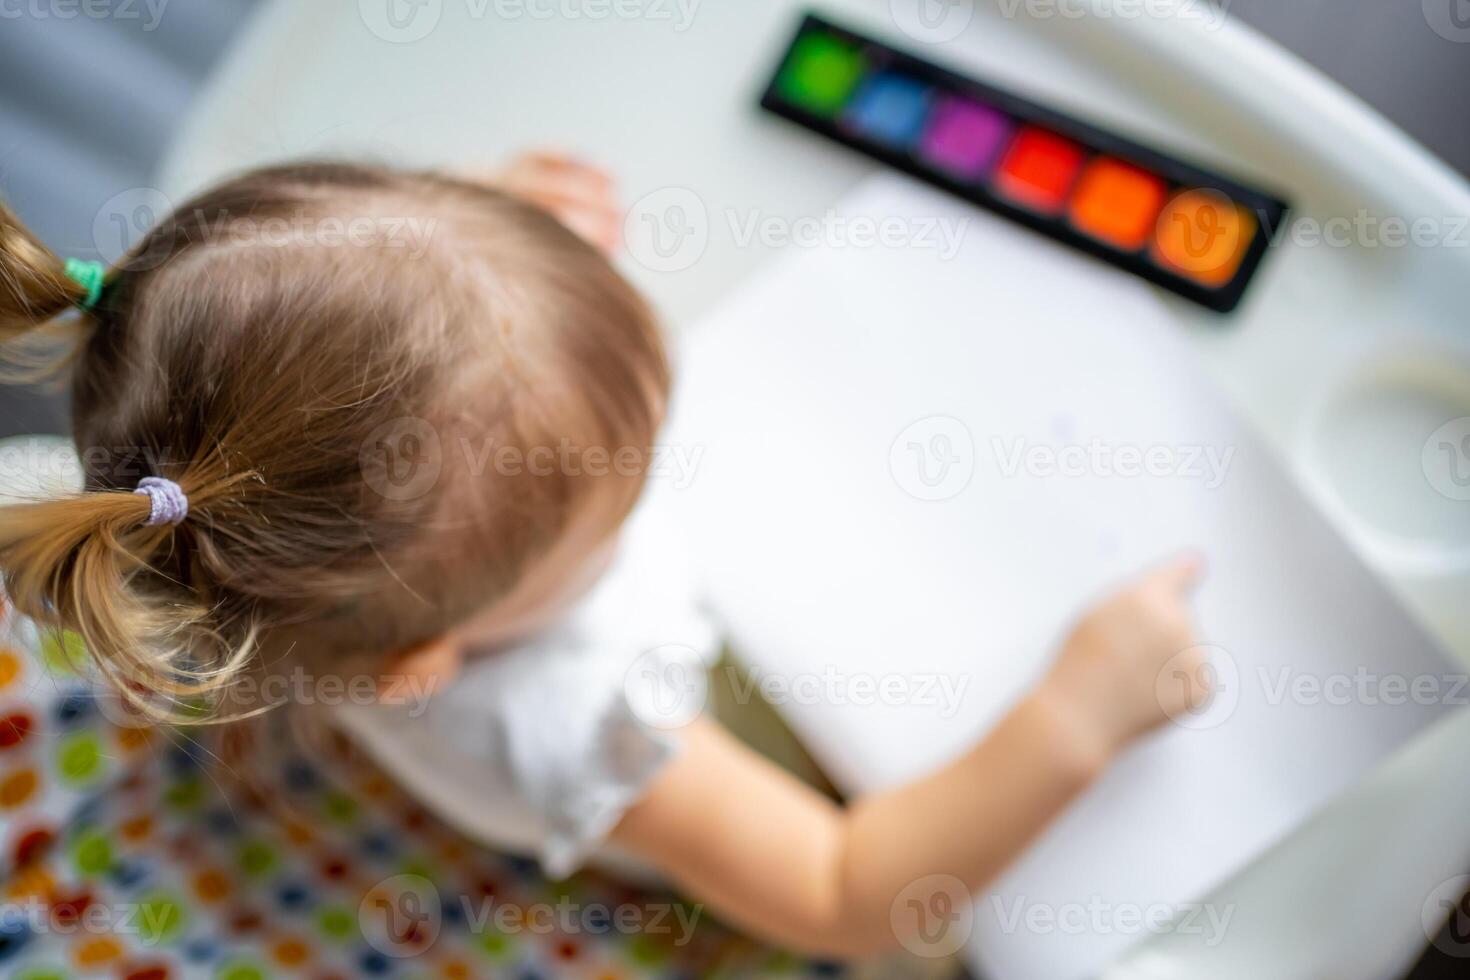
[1041,554,1209,764]
[463,151,622,255]
[613,556,1208,959]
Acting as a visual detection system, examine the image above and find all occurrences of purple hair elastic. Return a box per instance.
[133,477,188,527]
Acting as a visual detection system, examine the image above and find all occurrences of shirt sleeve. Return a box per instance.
[480,640,686,878]
[333,503,721,879]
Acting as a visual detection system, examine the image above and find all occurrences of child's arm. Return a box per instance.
[612,555,1208,958]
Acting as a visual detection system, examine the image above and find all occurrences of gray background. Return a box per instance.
[0,0,257,436]
[1227,0,1470,177]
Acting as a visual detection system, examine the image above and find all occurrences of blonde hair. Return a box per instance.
[0,162,668,722]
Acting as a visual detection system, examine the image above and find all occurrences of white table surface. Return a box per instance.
[158,1,1470,976]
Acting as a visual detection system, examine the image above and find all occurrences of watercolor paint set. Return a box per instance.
[759,14,1290,312]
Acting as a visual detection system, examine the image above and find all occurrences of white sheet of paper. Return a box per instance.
[659,174,1459,979]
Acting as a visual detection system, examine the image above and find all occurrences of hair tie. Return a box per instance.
[134,477,189,527]
[63,258,107,311]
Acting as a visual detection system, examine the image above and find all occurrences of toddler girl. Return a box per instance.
[0,154,1207,958]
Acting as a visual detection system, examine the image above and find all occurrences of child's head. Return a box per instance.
[0,162,668,719]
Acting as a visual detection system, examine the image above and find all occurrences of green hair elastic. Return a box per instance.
[63,258,107,311]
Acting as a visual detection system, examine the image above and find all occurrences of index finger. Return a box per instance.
[1145,551,1206,595]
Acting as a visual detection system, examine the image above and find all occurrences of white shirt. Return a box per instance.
[331,501,720,878]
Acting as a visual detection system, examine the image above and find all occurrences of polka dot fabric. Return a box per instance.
[0,599,845,979]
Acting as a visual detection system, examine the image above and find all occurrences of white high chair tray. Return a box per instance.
[158,1,1470,977]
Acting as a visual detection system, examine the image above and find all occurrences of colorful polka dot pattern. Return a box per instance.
[0,601,843,979]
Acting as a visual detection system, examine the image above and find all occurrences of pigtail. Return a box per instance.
[0,471,262,723]
[0,198,257,722]
[0,200,102,392]
[0,200,97,340]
